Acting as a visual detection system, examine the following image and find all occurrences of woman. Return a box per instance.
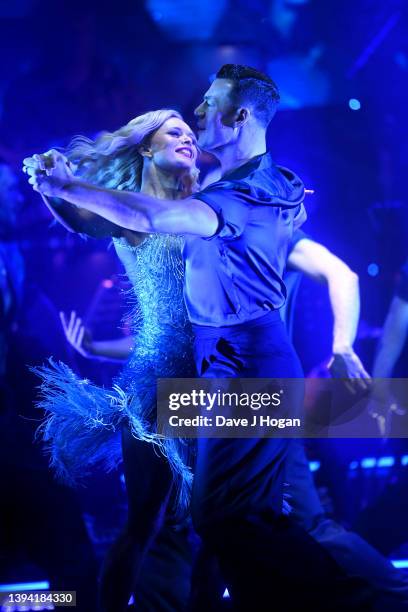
[24,110,199,612]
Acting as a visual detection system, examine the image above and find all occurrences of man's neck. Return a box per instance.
[213,130,267,176]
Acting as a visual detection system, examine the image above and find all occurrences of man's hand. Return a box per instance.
[366,379,406,437]
[328,348,371,393]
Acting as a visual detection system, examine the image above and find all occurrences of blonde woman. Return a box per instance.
[24,110,199,611]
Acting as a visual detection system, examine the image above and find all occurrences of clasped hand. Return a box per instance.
[22,149,74,197]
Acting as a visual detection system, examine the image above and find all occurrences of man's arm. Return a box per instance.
[288,238,370,385]
[367,295,408,436]
[32,175,219,237]
[372,296,408,378]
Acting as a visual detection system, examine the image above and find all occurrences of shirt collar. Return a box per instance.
[221,152,272,182]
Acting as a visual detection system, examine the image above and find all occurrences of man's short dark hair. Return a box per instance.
[216,64,280,127]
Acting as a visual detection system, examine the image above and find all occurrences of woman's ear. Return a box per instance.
[138,144,153,159]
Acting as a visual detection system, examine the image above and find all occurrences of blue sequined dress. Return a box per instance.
[34,234,195,510]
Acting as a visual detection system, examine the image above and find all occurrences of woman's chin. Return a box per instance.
[173,158,194,171]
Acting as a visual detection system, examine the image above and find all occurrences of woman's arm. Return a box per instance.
[90,336,135,362]
[24,152,124,238]
[60,311,134,363]
[41,194,125,238]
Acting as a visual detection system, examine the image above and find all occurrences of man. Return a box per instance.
[189,231,408,610]
[284,233,408,611]
[371,259,408,378]
[360,259,408,437]
[25,65,363,609]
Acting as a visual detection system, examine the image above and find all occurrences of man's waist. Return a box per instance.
[191,309,282,338]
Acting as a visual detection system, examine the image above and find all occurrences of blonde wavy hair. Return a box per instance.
[65,109,199,196]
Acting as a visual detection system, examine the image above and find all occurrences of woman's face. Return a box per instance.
[146,117,198,173]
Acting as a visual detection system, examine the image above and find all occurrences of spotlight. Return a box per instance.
[0,583,50,593]
[367,263,379,277]
[309,461,321,472]
[361,457,376,469]
[377,456,395,468]
[349,98,361,111]
[392,559,408,569]
[145,0,227,41]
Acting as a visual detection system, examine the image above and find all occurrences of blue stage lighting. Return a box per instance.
[349,460,359,470]
[401,455,408,466]
[377,456,395,468]
[367,263,379,277]
[392,559,408,569]
[145,0,227,41]
[349,98,361,110]
[309,461,321,472]
[361,457,376,469]
[0,582,50,592]
[223,588,230,598]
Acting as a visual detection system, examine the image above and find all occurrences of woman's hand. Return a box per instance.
[60,310,95,359]
[23,150,75,197]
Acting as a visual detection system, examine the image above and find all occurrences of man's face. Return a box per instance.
[194,79,238,151]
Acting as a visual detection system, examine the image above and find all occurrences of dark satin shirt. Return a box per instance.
[182,153,305,327]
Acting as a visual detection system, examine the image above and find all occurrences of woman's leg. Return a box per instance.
[99,423,173,612]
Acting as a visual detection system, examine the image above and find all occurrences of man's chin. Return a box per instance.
[197,133,208,148]
[198,132,217,150]
[198,134,227,153]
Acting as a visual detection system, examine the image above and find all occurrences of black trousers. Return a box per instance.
[191,312,370,610]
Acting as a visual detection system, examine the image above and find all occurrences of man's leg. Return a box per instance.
[191,321,371,610]
[287,441,408,610]
[134,520,199,611]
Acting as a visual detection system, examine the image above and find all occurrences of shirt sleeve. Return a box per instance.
[289,229,310,251]
[396,260,408,302]
[192,181,252,240]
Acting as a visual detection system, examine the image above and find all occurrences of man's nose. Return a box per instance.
[194,103,204,117]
